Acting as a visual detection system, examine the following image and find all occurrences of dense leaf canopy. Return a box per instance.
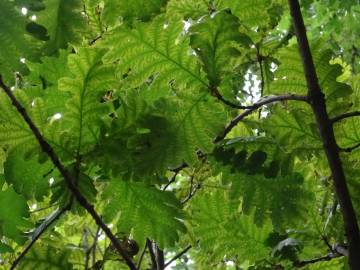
[0,0,360,269]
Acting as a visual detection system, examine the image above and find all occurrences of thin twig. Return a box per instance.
[92,226,101,267]
[339,142,360,153]
[10,204,71,270]
[331,111,360,123]
[136,243,147,270]
[256,45,265,119]
[164,245,192,267]
[0,76,137,270]
[163,164,188,191]
[294,252,342,268]
[211,87,248,109]
[214,94,308,143]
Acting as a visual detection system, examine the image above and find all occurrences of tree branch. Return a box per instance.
[331,111,360,123]
[147,239,157,270]
[136,243,147,270]
[0,76,137,270]
[294,252,342,268]
[210,87,248,109]
[288,1,360,269]
[164,245,192,267]
[214,94,308,143]
[10,204,70,270]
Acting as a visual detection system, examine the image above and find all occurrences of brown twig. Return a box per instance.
[214,94,308,143]
[288,1,360,268]
[0,76,137,270]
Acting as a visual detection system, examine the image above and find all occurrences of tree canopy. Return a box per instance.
[0,0,360,269]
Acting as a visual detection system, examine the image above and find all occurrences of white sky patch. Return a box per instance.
[183,20,191,33]
[49,177,55,185]
[49,113,62,123]
[20,57,26,64]
[163,23,169,29]
[98,233,106,241]
[30,204,37,210]
[21,7,28,15]
[31,15,37,21]
[53,113,62,120]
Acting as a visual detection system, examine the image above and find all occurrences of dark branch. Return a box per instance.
[211,87,248,109]
[136,244,147,270]
[294,252,342,268]
[163,163,188,191]
[214,94,308,143]
[10,205,70,270]
[288,1,360,269]
[0,76,137,270]
[164,245,192,267]
[331,111,360,124]
[147,239,157,269]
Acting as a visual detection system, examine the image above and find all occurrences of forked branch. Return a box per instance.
[288,0,360,269]
[0,76,137,270]
[214,94,308,143]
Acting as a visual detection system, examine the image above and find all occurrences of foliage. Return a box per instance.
[0,0,359,269]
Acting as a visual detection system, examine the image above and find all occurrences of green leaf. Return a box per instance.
[190,11,250,87]
[103,16,207,91]
[262,106,322,153]
[34,0,86,54]
[230,171,313,229]
[0,242,14,254]
[18,245,73,270]
[0,187,30,243]
[103,179,186,248]
[190,190,272,264]
[218,0,272,28]
[4,148,53,201]
[58,47,115,154]
[0,1,35,82]
[0,91,34,150]
[166,0,210,20]
[269,43,352,113]
[102,0,167,25]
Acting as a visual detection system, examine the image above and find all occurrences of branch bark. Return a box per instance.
[214,94,308,143]
[288,1,360,269]
[0,76,137,270]
[331,111,360,123]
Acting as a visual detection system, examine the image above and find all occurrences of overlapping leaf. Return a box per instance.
[4,148,53,201]
[103,179,186,248]
[18,245,73,270]
[269,43,352,113]
[34,0,86,54]
[0,187,30,243]
[0,1,34,82]
[102,0,167,25]
[189,190,272,263]
[190,11,250,87]
[58,47,116,154]
[103,16,207,91]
